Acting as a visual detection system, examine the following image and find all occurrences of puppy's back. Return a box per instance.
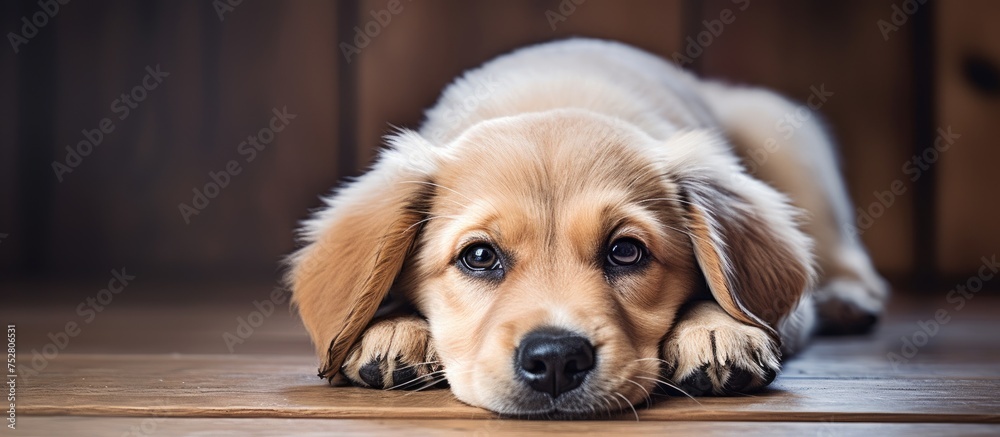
[420,38,718,145]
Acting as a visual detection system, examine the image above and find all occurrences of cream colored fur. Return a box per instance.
[288,38,888,417]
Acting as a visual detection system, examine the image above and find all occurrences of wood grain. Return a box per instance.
[11,296,1000,424]
[15,353,1000,423]
[13,417,1000,437]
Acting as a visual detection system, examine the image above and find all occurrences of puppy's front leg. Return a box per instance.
[340,315,442,390]
[661,301,780,396]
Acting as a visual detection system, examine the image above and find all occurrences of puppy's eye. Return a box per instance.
[607,238,645,267]
[461,244,502,271]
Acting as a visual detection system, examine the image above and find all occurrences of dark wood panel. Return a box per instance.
[0,2,26,276]
[29,2,342,281]
[935,0,1000,276]
[354,0,683,168]
[695,0,917,278]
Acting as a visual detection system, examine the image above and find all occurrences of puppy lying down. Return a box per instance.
[287,39,888,417]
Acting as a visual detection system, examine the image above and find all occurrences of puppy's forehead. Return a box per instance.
[437,112,662,202]
[427,112,679,253]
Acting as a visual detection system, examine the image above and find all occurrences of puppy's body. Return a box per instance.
[431,39,887,339]
[289,39,888,417]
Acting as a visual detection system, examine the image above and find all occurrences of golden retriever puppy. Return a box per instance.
[286,39,888,417]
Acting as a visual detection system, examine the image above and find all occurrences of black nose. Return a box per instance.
[515,328,595,398]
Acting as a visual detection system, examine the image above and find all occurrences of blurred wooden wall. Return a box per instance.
[936,0,1000,279]
[1,0,998,291]
[2,1,344,282]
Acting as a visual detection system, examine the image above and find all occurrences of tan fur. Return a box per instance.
[699,85,889,335]
[286,132,439,379]
[288,39,888,417]
[404,112,701,414]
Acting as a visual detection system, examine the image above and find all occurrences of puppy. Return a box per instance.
[287,39,888,417]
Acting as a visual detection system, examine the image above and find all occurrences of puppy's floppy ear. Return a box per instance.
[286,130,441,381]
[662,131,816,340]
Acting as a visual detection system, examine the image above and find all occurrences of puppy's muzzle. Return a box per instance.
[515,327,595,398]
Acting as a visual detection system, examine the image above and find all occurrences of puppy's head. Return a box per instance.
[289,110,812,417]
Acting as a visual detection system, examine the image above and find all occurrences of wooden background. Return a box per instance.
[1,0,998,294]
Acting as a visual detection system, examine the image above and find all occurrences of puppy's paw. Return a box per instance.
[340,316,443,390]
[814,277,888,335]
[661,302,780,396]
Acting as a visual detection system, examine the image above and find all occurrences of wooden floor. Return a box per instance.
[5,286,1000,436]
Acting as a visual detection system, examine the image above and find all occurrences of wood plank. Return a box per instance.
[13,417,1000,437]
[15,353,1000,422]
[9,295,1000,423]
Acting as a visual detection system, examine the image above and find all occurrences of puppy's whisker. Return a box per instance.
[614,391,639,421]
[625,378,652,408]
[412,378,447,392]
[633,375,702,406]
[637,196,699,208]
[660,223,712,245]
[386,377,432,391]
[405,375,449,393]
[400,180,477,209]
[400,177,504,215]
[600,395,616,419]
[405,215,459,232]
[398,367,486,395]
[632,357,680,375]
[385,367,448,390]
[394,360,442,370]
[634,357,674,364]
[385,370,447,390]
[608,391,625,413]
[636,197,678,205]
[408,369,448,381]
